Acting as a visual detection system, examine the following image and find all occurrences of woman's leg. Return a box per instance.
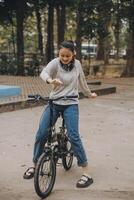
[33,104,59,163]
[64,104,88,167]
[64,104,93,187]
[24,104,59,179]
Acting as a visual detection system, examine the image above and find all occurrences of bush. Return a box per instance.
[0,54,18,75]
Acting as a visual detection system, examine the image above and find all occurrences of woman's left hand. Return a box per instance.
[90,92,97,98]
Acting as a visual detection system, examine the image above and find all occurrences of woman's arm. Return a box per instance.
[40,59,57,82]
[78,62,97,98]
[40,58,63,86]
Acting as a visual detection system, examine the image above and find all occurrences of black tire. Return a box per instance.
[62,137,73,170]
[34,152,56,199]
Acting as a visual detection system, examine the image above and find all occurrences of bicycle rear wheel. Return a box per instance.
[34,152,56,198]
[62,137,73,170]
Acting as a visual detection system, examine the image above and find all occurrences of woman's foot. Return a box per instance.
[23,167,35,179]
[76,175,93,188]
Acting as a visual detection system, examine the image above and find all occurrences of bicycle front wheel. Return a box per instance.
[34,153,56,198]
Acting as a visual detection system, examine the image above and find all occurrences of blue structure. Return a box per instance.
[0,85,21,98]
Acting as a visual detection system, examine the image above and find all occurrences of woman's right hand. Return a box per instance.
[50,78,63,86]
[90,92,97,98]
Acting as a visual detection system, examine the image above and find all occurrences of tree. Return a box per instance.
[75,1,83,60]
[0,0,33,75]
[55,0,66,48]
[113,0,122,60]
[33,0,44,56]
[96,0,113,64]
[46,0,71,62]
[75,0,97,60]
[46,0,54,63]
[15,0,25,75]
[0,1,16,55]
[121,0,134,77]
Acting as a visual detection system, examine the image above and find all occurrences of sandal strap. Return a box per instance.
[82,175,90,179]
[27,167,35,170]
[78,175,90,184]
[76,175,93,188]
[25,167,35,174]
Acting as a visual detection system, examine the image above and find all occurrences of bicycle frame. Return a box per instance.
[30,94,74,198]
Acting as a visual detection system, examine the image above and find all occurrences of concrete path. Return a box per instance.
[0,78,134,200]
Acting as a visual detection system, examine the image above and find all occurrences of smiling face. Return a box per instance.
[59,48,74,64]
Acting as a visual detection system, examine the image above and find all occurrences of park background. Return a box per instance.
[0,0,134,78]
[0,1,134,200]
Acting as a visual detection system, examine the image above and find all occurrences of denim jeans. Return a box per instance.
[33,103,88,167]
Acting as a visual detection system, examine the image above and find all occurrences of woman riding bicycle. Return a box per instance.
[23,40,97,188]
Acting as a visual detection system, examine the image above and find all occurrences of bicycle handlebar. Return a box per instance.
[28,94,79,102]
[28,94,49,102]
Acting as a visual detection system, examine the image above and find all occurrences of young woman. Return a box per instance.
[23,40,97,188]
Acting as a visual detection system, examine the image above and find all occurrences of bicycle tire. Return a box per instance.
[34,152,56,198]
[62,137,73,170]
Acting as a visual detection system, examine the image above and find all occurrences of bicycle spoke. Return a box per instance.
[34,153,56,198]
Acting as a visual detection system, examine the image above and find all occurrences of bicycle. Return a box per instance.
[28,94,76,198]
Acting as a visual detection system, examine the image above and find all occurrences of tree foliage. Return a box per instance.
[0,0,134,76]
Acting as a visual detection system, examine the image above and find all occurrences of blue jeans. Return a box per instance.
[33,103,88,167]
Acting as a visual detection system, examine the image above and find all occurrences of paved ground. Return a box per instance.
[0,77,134,200]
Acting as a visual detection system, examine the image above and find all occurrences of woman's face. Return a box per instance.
[59,48,74,64]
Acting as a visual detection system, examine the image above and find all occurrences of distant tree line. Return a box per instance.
[0,0,134,76]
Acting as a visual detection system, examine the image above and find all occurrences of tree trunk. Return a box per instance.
[96,37,105,60]
[122,11,134,77]
[114,16,121,60]
[104,38,110,65]
[16,0,24,75]
[96,1,112,65]
[11,22,16,56]
[56,2,66,49]
[46,1,54,63]
[75,6,82,61]
[60,1,66,43]
[9,11,16,56]
[34,0,43,56]
[104,20,112,65]
[122,31,134,77]
[56,5,60,49]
